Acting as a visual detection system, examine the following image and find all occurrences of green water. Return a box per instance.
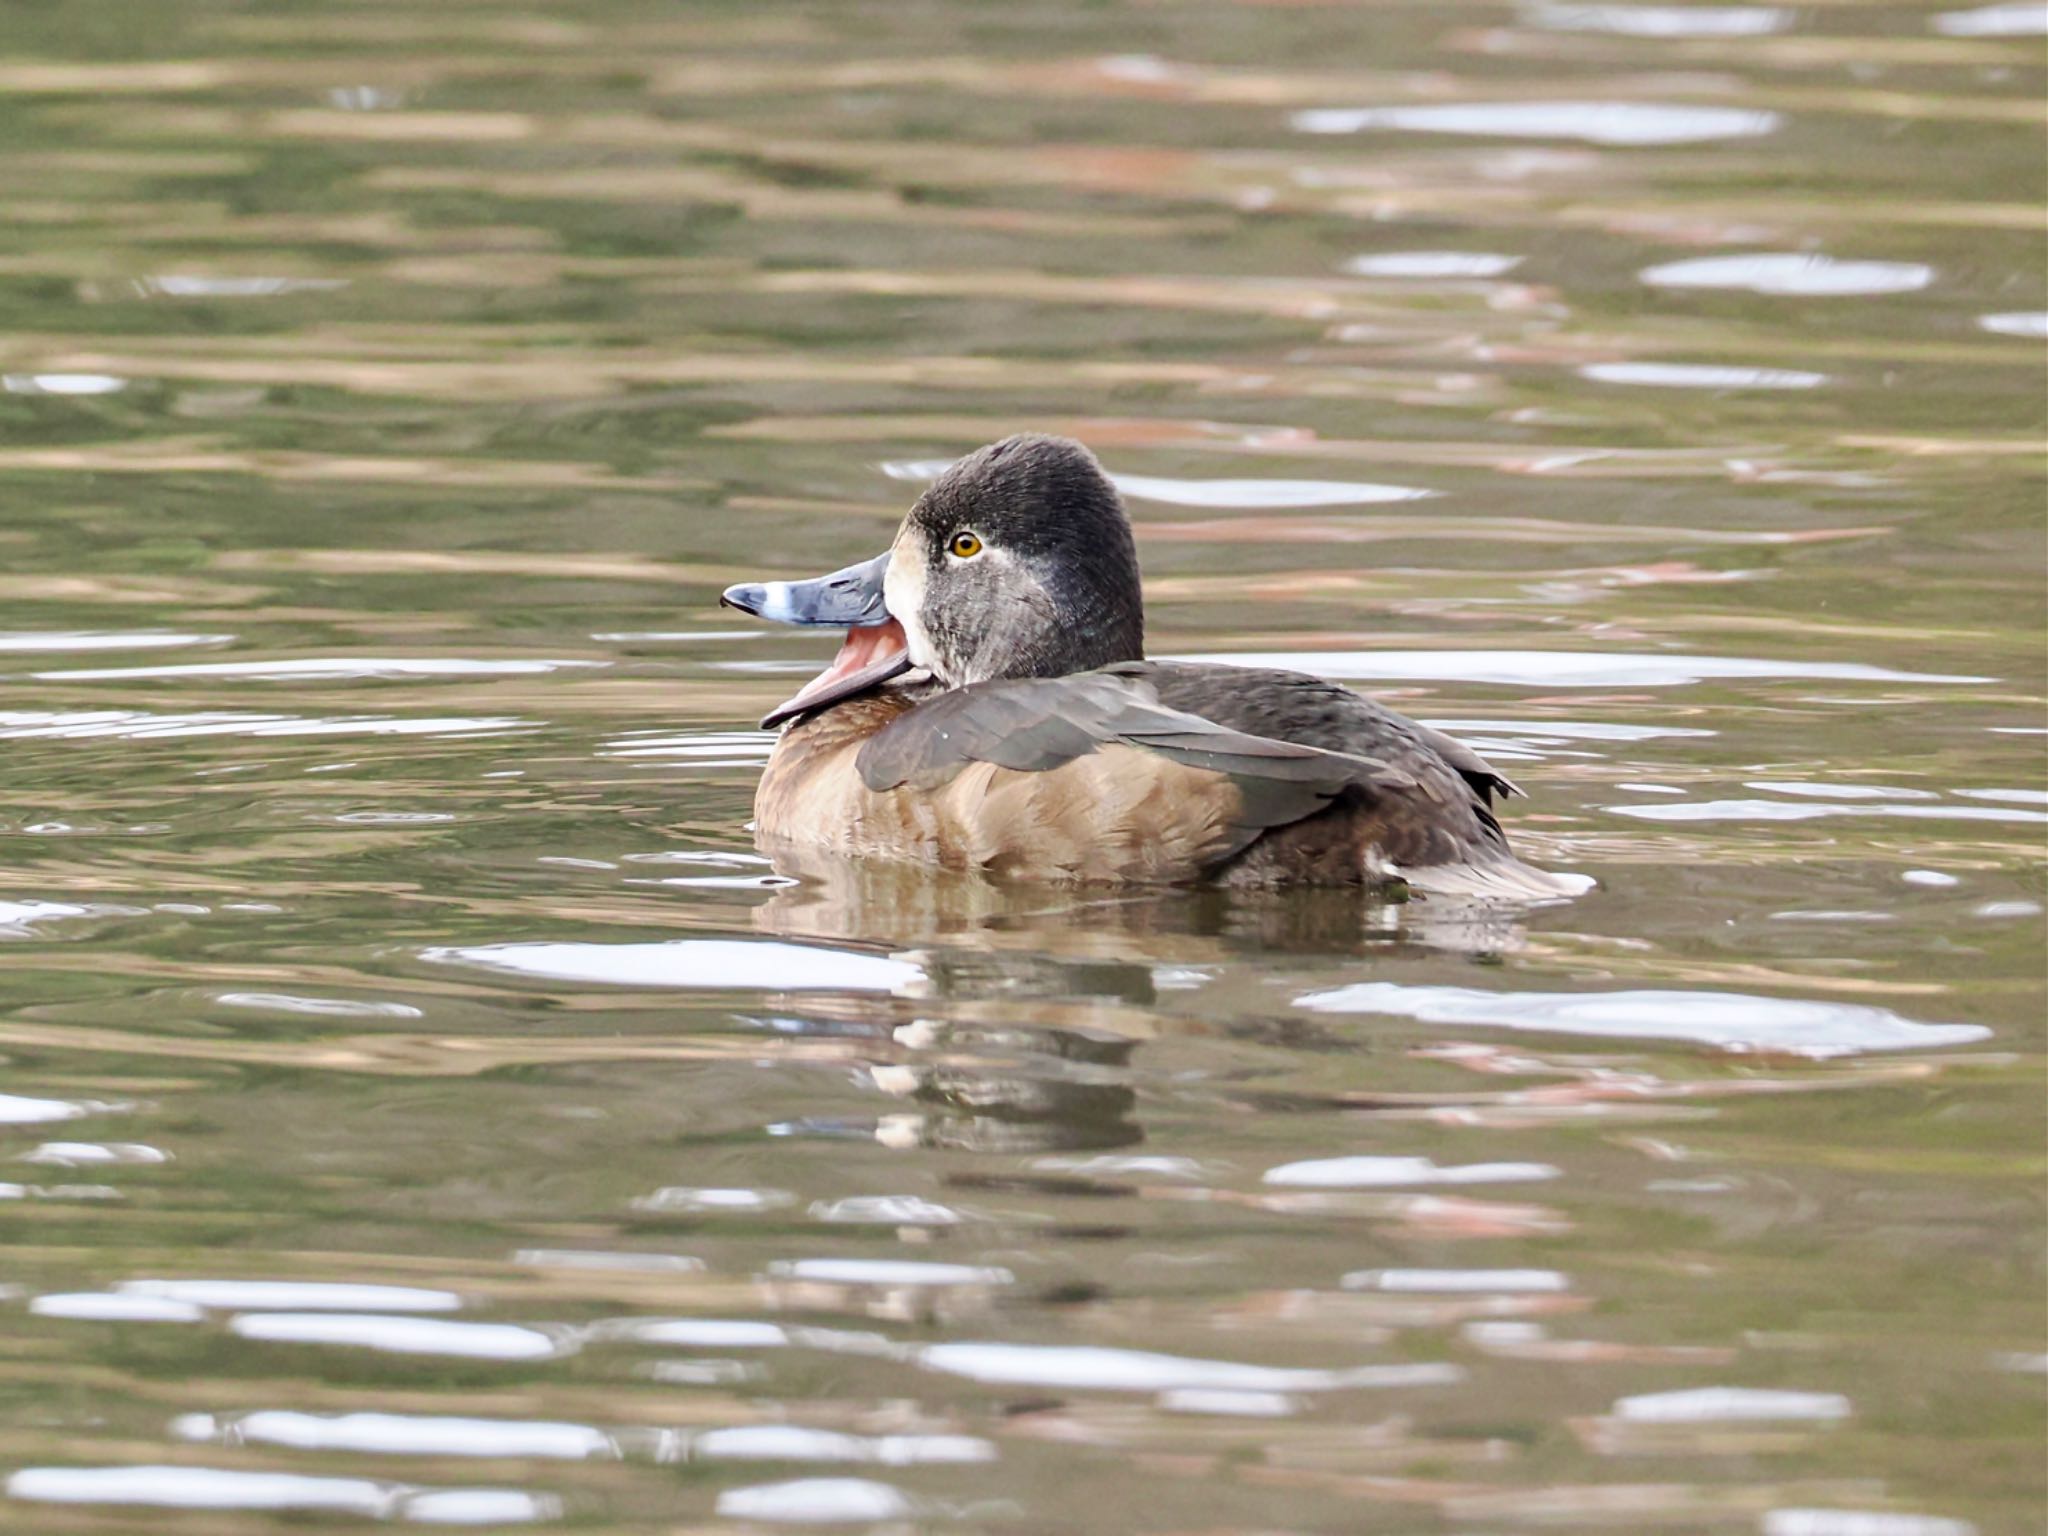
[0,2,2042,1532]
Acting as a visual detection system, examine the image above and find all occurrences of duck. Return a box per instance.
[721,433,1589,896]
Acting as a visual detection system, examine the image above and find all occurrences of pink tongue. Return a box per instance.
[766,617,911,725]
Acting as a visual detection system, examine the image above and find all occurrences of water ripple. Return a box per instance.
[6,1466,554,1524]
[1641,254,1936,296]
[1343,251,1522,279]
[37,658,600,683]
[913,1341,1463,1393]
[883,457,1432,507]
[1933,2,2048,36]
[1579,362,1827,389]
[425,939,920,992]
[1294,102,1782,145]
[0,711,525,739]
[229,1314,561,1360]
[1294,984,1990,1057]
[1521,3,1792,36]
[1177,650,1989,688]
[0,631,231,653]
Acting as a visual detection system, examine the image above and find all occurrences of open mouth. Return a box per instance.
[759,616,911,729]
[719,552,910,728]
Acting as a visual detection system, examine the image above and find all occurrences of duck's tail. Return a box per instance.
[1401,855,1596,903]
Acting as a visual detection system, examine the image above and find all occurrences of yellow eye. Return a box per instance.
[947,530,983,559]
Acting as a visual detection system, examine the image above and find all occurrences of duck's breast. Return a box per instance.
[756,699,1249,883]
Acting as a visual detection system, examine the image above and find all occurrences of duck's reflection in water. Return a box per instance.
[866,1019,1142,1155]
[743,851,1544,1155]
[751,846,1539,961]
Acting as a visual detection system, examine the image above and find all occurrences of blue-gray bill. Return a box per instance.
[720,551,893,629]
[721,552,911,728]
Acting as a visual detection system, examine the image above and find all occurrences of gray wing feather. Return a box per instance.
[857,672,1411,803]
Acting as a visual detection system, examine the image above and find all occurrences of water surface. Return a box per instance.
[0,2,2042,1532]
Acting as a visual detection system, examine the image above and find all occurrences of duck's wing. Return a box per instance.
[1142,662,1523,803]
[855,667,1420,860]
[851,663,1591,896]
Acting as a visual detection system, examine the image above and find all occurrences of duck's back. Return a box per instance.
[1139,661,1554,892]
[755,662,1583,895]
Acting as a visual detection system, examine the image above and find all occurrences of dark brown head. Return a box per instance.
[885,434,1144,687]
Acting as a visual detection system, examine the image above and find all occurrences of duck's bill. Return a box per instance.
[721,553,912,728]
[721,552,892,629]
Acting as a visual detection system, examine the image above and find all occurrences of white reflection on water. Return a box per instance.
[0,711,525,740]
[1979,312,2048,337]
[22,1142,168,1166]
[1109,472,1433,507]
[643,1359,762,1385]
[173,1410,615,1460]
[1264,1156,1559,1187]
[1157,1388,1301,1416]
[599,730,774,765]
[0,1091,104,1124]
[1614,1386,1852,1422]
[1640,254,1935,296]
[882,458,1431,508]
[404,1488,558,1524]
[0,902,95,938]
[426,939,920,992]
[121,1279,461,1312]
[1933,1,2047,35]
[2,372,129,395]
[229,1313,561,1360]
[632,1185,794,1212]
[613,1318,789,1347]
[5,1465,554,1524]
[1293,102,1781,145]
[1746,781,1938,801]
[1423,718,1715,744]
[514,1249,704,1273]
[1343,251,1522,278]
[810,1195,965,1224]
[0,631,231,652]
[217,992,425,1018]
[139,275,349,297]
[1521,2,1791,35]
[591,630,762,642]
[37,658,600,682]
[1975,900,2042,919]
[1610,799,2048,825]
[1579,362,1826,389]
[1765,1512,1977,1536]
[1176,650,1988,688]
[715,1478,915,1524]
[1034,1152,1211,1178]
[1343,1268,1569,1293]
[695,1426,994,1465]
[32,1292,205,1322]
[1294,984,1990,1058]
[10,1466,392,1516]
[771,1259,1014,1286]
[914,1341,1461,1393]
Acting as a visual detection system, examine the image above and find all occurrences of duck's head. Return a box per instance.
[723,434,1144,727]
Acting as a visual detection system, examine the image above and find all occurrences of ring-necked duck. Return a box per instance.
[723,433,1589,896]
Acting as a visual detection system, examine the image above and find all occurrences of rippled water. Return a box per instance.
[1,2,2042,1532]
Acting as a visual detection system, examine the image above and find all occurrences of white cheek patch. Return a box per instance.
[884,544,936,671]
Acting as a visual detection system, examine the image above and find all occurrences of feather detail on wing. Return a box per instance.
[858,670,1414,796]
[855,670,1422,869]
